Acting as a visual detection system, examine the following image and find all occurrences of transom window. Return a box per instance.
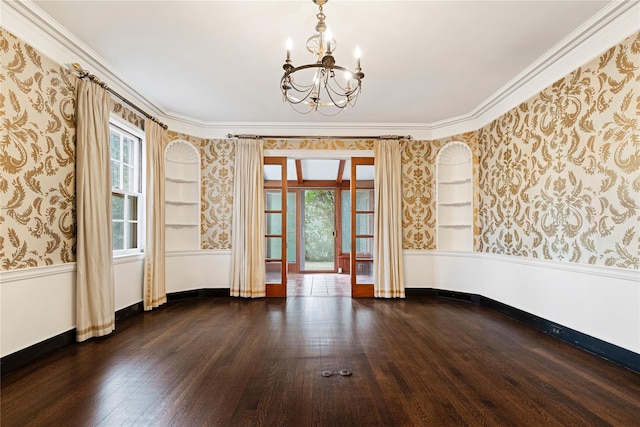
[109,121,143,253]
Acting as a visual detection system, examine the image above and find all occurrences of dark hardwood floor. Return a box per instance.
[2,296,639,426]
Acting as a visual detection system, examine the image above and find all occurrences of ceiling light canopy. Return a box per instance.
[281,0,364,116]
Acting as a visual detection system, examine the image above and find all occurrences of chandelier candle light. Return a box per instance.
[281,0,364,115]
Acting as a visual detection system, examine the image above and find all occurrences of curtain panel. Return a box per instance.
[230,139,266,298]
[75,79,116,341]
[373,140,405,298]
[143,119,167,310]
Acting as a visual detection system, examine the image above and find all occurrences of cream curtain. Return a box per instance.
[230,139,266,298]
[143,119,166,310]
[373,140,405,298]
[75,79,115,341]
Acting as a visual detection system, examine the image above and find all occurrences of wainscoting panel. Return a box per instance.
[1,264,75,358]
[1,255,145,358]
[403,250,639,354]
[165,250,232,292]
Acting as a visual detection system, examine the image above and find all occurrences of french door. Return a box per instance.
[263,156,374,298]
[351,158,375,297]
[264,157,287,297]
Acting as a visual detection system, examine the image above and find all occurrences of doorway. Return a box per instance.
[300,189,336,272]
[264,156,375,297]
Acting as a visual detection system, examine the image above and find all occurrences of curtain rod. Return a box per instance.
[227,134,412,140]
[69,63,168,130]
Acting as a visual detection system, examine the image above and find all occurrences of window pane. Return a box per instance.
[112,193,124,220]
[123,166,131,191]
[287,192,296,263]
[111,160,121,189]
[127,222,138,249]
[110,131,120,160]
[341,190,351,253]
[112,221,124,250]
[123,136,132,164]
[127,195,138,221]
[265,191,282,210]
[265,213,282,235]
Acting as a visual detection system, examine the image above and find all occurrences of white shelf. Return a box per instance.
[436,142,473,252]
[439,178,471,185]
[438,201,471,207]
[165,177,199,184]
[166,200,199,206]
[165,140,201,251]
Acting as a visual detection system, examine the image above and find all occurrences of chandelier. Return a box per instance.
[281,0,364,116]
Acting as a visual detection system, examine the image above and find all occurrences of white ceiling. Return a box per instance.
[31,0,614,128]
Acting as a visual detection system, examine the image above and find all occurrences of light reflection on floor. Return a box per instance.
[287,273,351,297]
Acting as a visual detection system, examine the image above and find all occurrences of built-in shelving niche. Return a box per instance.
[165,140,201,250]
[436,142,473,251]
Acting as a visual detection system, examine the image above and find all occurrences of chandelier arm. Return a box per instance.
[284,90,317,105]
[323,85,349,110]
[326,78,359,99]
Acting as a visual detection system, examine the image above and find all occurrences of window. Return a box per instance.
[110,120,144,253]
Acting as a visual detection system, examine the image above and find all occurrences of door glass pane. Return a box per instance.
[355,164,375,189]
[356,213,374,236]
[265,213,282,235]
[302,189,335,271]
[355,260,373,284]
[265,237,282,259]
[355,189,374,211]
[265,190,282,210]
[356,237,373,258]
[341,190,350,253]
[266,261,282,284]
[287,192,296,263]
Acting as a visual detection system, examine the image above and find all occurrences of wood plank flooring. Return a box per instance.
[2,296,639,426]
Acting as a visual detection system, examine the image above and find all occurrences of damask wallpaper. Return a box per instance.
[478,31,639,270]
[263,139,374,151]
[401,133,479,250]
[164,132,234,250]
[1,29,77,269]
[2,25,637,272]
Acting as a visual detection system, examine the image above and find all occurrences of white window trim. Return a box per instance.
[110,115,146,257]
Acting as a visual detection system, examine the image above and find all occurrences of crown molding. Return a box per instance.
[1,0,165,118]
[3,0,639,140]
[469,0,640,133]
